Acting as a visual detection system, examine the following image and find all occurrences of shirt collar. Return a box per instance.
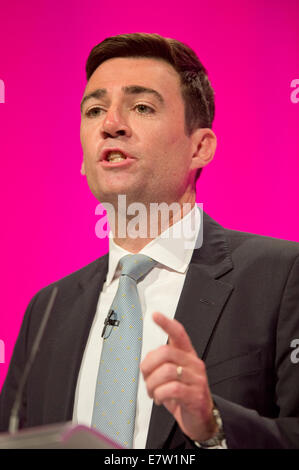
[105,204,201,286]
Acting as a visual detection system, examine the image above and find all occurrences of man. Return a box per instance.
[1,33,299,449]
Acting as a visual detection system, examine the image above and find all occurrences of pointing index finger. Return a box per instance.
[152,312,195,354]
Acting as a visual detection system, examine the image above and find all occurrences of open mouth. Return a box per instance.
[99,149,136,166]
[105,150,128,163]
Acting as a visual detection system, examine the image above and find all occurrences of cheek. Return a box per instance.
[80,126,87,152]
[156,131,191,170]
[80,122,97,152]
[159,119,188,149]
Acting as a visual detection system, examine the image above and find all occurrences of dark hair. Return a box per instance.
[85,33,215,181]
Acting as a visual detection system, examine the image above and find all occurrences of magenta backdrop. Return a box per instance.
[0,0,298,389]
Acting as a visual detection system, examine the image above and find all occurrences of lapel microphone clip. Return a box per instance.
[101,310,120,338]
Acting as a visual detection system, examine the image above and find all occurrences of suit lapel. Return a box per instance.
[43,255,109,423]
[146,213,234,449]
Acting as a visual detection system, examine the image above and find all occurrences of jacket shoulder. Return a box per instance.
[32,253,108,301]
[202,212,299,266]
[224,226,299,260]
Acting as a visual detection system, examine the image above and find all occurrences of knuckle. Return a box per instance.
[164,363,174,379]
[194,357,206,373]
[140,360,149,376]
[160,344,170,357]
[147,386,154,399]
[200,359,207,372]
[171,381,183,397]
[195,374,206,388]
[145,379,154,397]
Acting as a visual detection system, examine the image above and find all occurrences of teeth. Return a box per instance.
[109,156,125,162]
[107,151,127,162]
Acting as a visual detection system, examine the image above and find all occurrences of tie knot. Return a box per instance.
[119,254,156,282]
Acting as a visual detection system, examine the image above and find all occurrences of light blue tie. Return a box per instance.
[91,254,156,448]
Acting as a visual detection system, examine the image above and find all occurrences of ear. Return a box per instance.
[190,128,217,170]
[80,160,86,175]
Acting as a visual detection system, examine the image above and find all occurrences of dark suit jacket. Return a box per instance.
[1,213,299,448]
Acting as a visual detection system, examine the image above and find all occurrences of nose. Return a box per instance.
[101,107,132,139]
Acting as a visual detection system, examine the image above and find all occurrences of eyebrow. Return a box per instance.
[80,85,164,113]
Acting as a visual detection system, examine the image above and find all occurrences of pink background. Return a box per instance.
[0,0,298,389]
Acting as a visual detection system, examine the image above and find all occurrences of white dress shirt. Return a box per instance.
[72,205,201,448]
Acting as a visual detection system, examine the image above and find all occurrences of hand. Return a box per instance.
[140,312,218,442]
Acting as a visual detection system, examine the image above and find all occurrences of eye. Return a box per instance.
[134,104,155,115]
[85,106,104,118]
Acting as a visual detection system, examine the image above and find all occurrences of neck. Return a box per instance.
[107,191,197,253]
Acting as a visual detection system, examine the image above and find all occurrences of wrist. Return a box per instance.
[194,404,226,448]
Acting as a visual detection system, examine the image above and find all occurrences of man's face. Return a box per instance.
[80,57,200,206]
